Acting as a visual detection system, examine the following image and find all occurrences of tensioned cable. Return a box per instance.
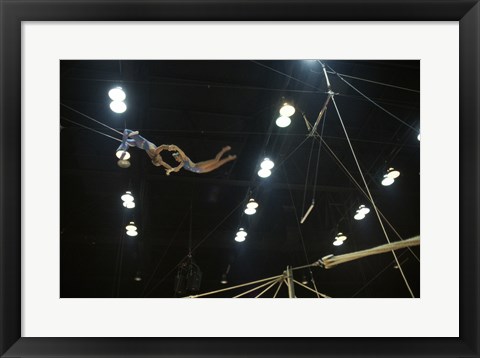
[61,103,123,135]
[301,132,316,216]
[272,280,284,298]
[312,108,327,200]
[140,209,190,296]
[250,60,321,91]
[321,70,420,93]
[283,166,321,298]
[351,250,410,298]
[311,133,420,263]
[331,96,415,298]
[325,65,419,133]
[61,117,122,142]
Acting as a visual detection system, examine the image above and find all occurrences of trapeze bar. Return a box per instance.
[300,200,315,224]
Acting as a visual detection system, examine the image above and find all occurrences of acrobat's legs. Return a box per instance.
[214,146,231,161]
[198,154,236,173]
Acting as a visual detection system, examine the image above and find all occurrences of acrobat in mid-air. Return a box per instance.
[116,129,236,174]
[116,129,173,169]
[166,144,236,175]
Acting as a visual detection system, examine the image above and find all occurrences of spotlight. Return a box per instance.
[260,158,274,170]
[417,133,420,141]
[236,228,247,237]
[110,101,127,113]
[117,159,131,168]
[333,240,343,246]
[257,168,272,178]
[357,205,370,215]
[279,103,295,117]
[121,191,134,202]
[108,87,126,101]
[234,235,246,243]
[126,230,138,237]
[246,199,259,209]
[275,116,291,128]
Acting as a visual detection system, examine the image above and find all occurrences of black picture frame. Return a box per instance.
[1,1,478,357]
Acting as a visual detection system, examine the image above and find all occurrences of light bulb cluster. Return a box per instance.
[108,87,127,113]
[121,191,135,209]
[381,167,400,186]
[276,103,295,128]
[244,198,259,215]
[234,228,247,243]
[125,221,138,237]
[354,205,370,220]
[333,232,347,246]
[258,158,274,178]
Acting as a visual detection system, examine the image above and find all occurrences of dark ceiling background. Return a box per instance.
[60,60,420,298]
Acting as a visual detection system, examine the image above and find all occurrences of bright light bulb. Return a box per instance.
[386,168,400,179]
[108,87,126,101]
[260,158,274,170]
[125,222,137,231]
[354,212,366,220]
[126,230,138,237]
[358,206,370,215]
[275,116,291,128]
[234,235,246,242]
[123,201,135,209]
[382,176,395,186]
[333,240,343,246]
[335,233,347,241]
[246,199,258,209]
[116,150,131,160]
[236,228,247,237]
[417,133,420,141]
[244,207,256,215]
[257,168,272,178]
[121,191,134,202]
[279,103,295,117]
[110,100,127,113]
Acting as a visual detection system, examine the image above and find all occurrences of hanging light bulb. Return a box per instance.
[381,175,395,186]
[301,274,309,285]
[260,158,274,170]
[116,150,131,160]
[126,230,138,237]
[358,205,370,215]
[246,199,259,210]
[123,201,135,209]
[117,159,131,169]
[235,236,245,242]
[279,103,295,117]
[244,207,256,215]
[110,101,127,113]
[275,116,291,128]
[257,168,272,178]
[108,87,126,101]
[417,133,421,141]
[333,240,344,246]
[335,232,347,241]
[121,191,134,202]
[386,167,400,179]
[354,212,366,220]
[126,222,137,231]
[134,271,142,282]
[220,273,228,285]
[236,228,247,237]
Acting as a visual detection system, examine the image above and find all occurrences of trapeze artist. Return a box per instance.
[166,144,236,175]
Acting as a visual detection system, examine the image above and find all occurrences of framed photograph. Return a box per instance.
[1,1,478,357]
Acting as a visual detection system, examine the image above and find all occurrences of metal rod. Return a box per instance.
[286,266,296,298]
[309,94,332,137]
[255,278,283,298]
[300,201,315,224]
[272,280,284,298]
[233,278,281,298]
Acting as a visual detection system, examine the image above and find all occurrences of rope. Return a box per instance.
[321,236,420,269]
[331,96,415,298]
[61,117,122,143]
[255,278,283,298]
[326,65,419,133]
[185,275,283,298]
[61,103,123,135]
[233,278,281,298]
[292,279,330,298]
